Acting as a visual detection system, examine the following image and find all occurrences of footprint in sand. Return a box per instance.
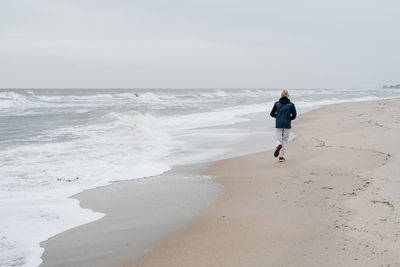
[342,192,357,196]
[321,186,334,190]
[370,200,394,208]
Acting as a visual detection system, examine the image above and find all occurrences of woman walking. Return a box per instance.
[270,89,297,161]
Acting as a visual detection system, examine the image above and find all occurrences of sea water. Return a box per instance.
[0,88,399,266]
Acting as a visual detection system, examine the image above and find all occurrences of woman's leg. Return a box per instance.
[275,128,283,147]
[280,128,291,157]
[274,128,284,157]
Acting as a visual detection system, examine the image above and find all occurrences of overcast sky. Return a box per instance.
[0,0,399,88]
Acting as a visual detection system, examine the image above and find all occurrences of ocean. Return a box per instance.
[1,88,399,266]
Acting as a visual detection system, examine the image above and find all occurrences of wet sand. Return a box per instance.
[131,99,400,267]
[40,164,220,267]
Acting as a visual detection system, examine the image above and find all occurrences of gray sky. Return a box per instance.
[0,0,399,88]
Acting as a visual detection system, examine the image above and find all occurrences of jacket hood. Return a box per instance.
[279,97,291,104]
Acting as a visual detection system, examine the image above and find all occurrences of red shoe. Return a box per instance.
[274,144,282,157]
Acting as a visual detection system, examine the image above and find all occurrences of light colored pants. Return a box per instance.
[275,128,290,157]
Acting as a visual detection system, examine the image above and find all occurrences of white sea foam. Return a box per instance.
[0,91,113,115]
[0,111,173,266]
[0,91,36,109]
[200,89,228,98]
[294,95,392,109]
[160,103,267,131]
[134,92,162,102]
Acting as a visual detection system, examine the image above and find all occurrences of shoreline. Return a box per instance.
[39,162,221,267]
[39,110,277,267]
[130,99,400,266]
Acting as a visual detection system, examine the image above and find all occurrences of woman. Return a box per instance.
[270,89,297,161]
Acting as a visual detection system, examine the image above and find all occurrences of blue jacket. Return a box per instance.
[270,97,297,129]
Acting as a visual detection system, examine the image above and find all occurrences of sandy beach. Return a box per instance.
[3,2,400,266]
[130,99,400,267]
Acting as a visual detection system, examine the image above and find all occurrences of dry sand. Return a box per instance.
[130,99,400,267]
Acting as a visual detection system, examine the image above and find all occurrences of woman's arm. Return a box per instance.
[290,104,297,120]
[270,103,277,118]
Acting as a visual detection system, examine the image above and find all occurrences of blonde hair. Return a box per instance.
[281,89,290,98]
